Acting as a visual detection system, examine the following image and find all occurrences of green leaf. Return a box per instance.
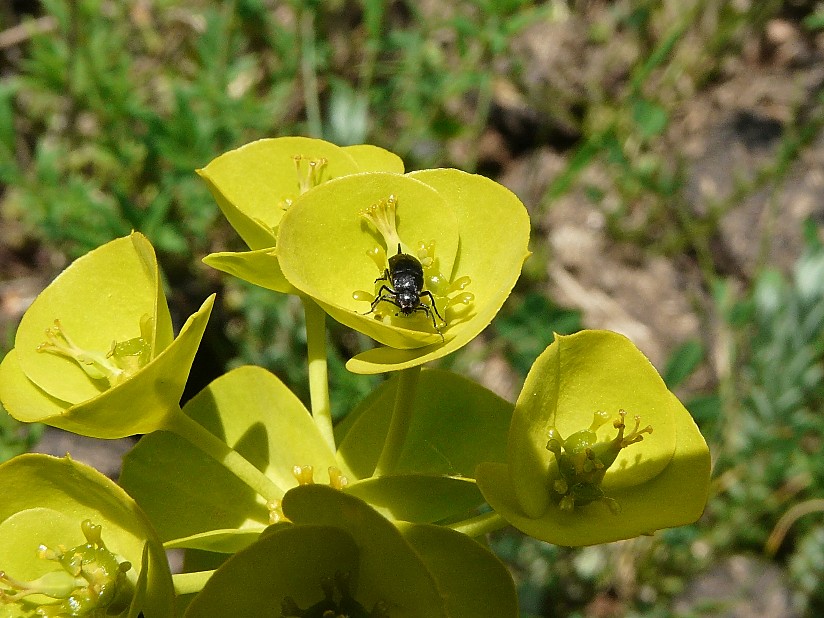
[342,143,405,173]
[344,474,483,523]
[282,485,448,617]
[120,366,341,542]
[202,247,296,294]
[120,429,268,545]
[198,137,361,250]
[397,523,519,618]
[163,529,263,554]
[632,97,669,138]
[663,339,704,389]
[184,524,361,617]
[337,368,512,479]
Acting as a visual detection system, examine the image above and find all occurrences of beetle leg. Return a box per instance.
[415,304,445,341]
[419,291,445,323]
[374,269,391,284]
[364,285,398,315]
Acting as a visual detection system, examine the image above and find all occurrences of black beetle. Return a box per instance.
[365,244,445,337]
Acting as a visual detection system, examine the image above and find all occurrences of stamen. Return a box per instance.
[328,467,349,490]
[293,155,328,195]
[612,409,653,448]
[293,465,315,486]
[37,318,152,388]
[360,195,401,252]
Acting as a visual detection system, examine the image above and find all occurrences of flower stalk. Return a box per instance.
[374,365,422,476]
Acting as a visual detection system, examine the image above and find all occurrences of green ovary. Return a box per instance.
[0,520,132,617]
[546,410,653,512]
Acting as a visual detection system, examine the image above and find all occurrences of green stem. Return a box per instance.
[164,410,284,504]
[374,365,422,476]
[447,511,509,538]
[302,298,335,453]
[172,570,215,596]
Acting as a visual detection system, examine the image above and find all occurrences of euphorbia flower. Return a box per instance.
[476,330,711,546]
[198,137,404,293]
[276,168,530,373]
[0,454,174,616]
[183,485,518,618]
[0,233,213,438]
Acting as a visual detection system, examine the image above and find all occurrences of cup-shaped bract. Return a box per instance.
[184,485,518,618]
[476,330,711,546]
[276,169,530,373]
[119,365,343,551]
[0,233,213,438]
[0,454,174,617]
[199,137,404,293]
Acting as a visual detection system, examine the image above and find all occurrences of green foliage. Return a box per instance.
[708,233,824,610]
[4,0,294,258]
[3,0,547,264]
[663,339,705,390]
[494,292,582,377]
[0,401,42,464]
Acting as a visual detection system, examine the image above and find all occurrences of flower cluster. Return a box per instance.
[0,136,712,617]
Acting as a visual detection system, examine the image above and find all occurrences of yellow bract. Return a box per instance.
[476,330,711,546]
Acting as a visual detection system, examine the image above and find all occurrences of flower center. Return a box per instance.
[0,520,132,616]
[356,197,475,333]
[281,571,388,618]
[546,410,653,512]
[269,466,350,524]
[36,316,153,389]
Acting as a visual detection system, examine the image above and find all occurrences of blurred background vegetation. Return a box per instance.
[2,0,824,616]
